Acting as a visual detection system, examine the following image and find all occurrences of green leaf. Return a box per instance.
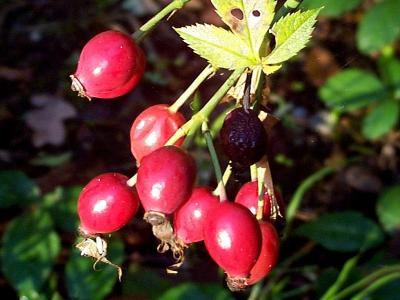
[379,56,400,99]
[210,0,277,56]
[175,24,256,69]
[43,186,82,233]
[65,237,124,300]
[362,100,399,140]
[265,9,320,65]
[296,211,384,252]
[0,170,40,208]
[158,282,234,300]
[301,0,362,17]
[1,210,60,296]
[319,69,387,111]
[357,0,400,54]
[30,152,72,167]
[122,265,172,298]
[369,278,400,300]
[376,185,400,233]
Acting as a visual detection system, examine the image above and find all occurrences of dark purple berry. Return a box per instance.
[219,107,267,167]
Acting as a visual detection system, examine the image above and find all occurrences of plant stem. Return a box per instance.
[133,0,191,43]
[127,173,137,187]
[258,242,315,299]
[283,166,335,238]
[214,163,232,196]
[350,273,400,300]
[320,254,360,300]
[273,0,303,23]
[202,121,226,201]
[256,162,267,220]
[169,64,215,112]
[329,265,400,300]
[166,68,245,145]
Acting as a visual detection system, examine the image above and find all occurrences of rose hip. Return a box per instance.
[130,104,185,163]
[78,173,140,235]
[71,30,145,99]
[203,202,262,291]
[246,222,279,285]
[174,187,219,244]
[235,181,271,218]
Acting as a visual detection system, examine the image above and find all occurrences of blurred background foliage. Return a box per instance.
[0,0,399,299]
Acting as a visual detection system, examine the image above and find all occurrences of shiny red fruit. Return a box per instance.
[78,173,140,235]
[174,187,219,244]
[130,104,185,163]
[246,222,280,285]
[235,181,271,218]
[136,146,196,214]
[203,202,262,280]
[70,30,145,99]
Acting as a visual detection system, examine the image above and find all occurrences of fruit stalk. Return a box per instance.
[169,64,215,112]
[273,0,304,24]
[256,163,267,221]
[166,68,245,145]
[133,0,192,42]
[202,121,227,201]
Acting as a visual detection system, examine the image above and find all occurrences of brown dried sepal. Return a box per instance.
[143,211,188,274]
[76,235,122,281]
[226,276,248,292]
[70,74,91,100]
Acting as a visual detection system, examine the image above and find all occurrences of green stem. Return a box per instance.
[133,0,191,43]
[320,254,360,300]
[202,121,226,201]
[169,65,215,112]
[350,273,400,300]
[259,242,315,299]
[283,166,335,238]
[330,265,400,300]
[273,0,303,23]
[166,68,245,145]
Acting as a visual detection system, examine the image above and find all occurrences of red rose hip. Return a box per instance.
[246,222,280,285]
[136,145,196,220]
[70,30,145,99]
[235,181,271,218]
[174,187,219,244]
[130,104,185,163]
[203,202,262,291]
[78,172,140,235]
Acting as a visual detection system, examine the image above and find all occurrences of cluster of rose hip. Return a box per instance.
[72,30,280,291]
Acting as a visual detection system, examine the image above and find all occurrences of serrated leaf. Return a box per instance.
[0,170,40,208]
[210,0,276,56]
[1,210,60,296]
[175,24,256,69]
[319,69,387,111]
[301,0,362,17]
[296,211,384,252]
[357,0,400,54]
[65,237,124,300]
[265,9,320,65]
[362,100,399,140]
[376,185,400,234]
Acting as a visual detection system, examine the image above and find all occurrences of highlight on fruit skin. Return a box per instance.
[70,30,145,100]
[203,202,262,291]
[130,104,186,164]
[77,172,140,235]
